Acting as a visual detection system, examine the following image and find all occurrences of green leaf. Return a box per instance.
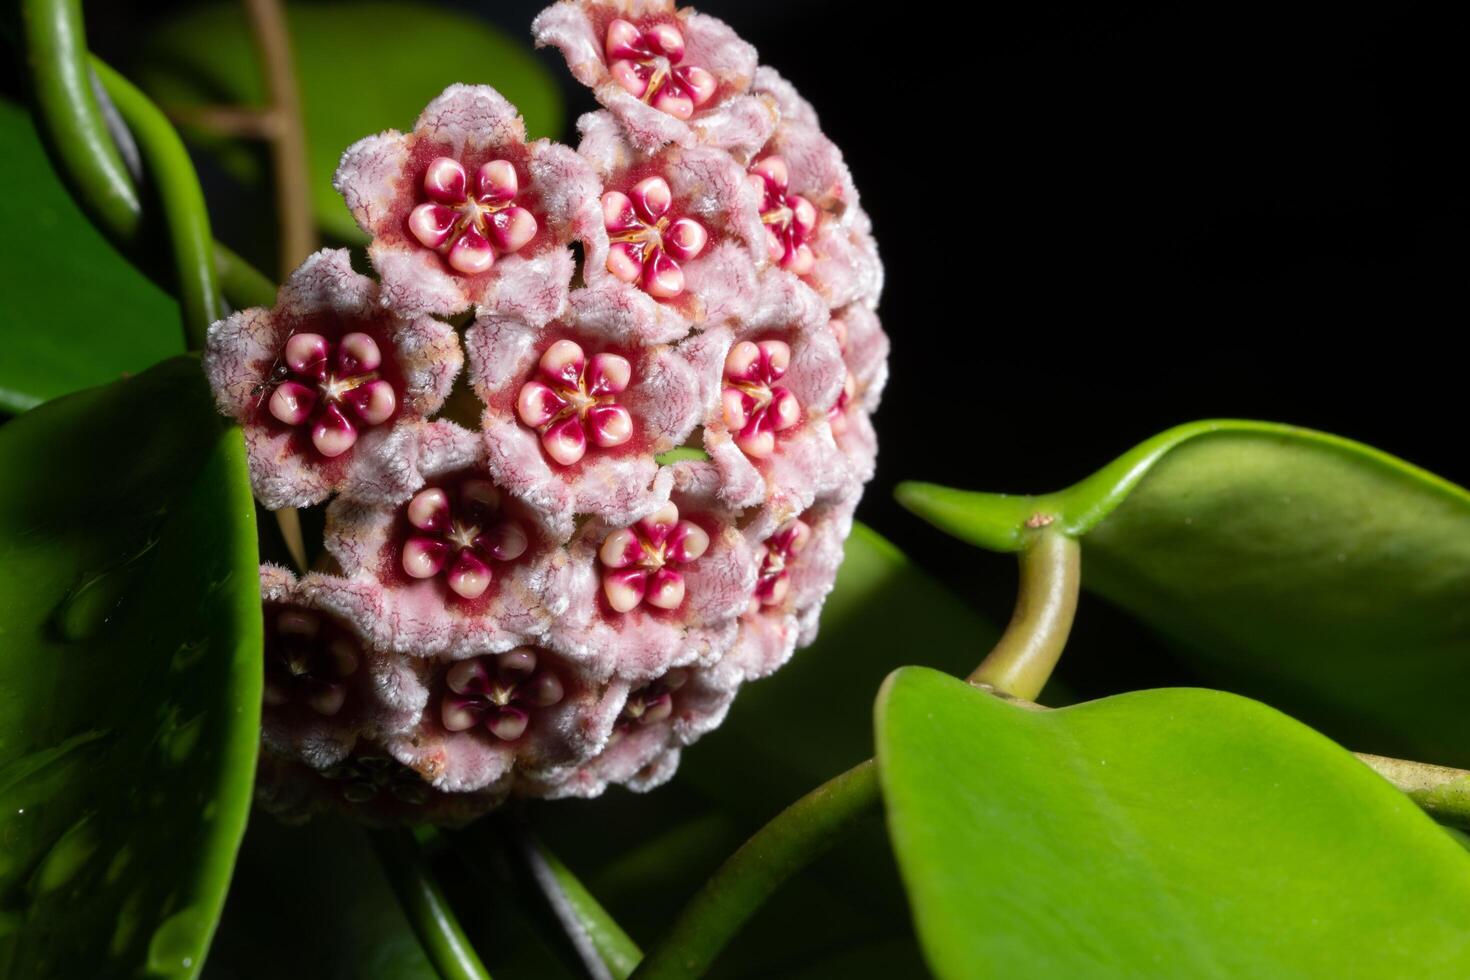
[0,99,182,414]
[898,421,1470,766]
[0,357,261,977]
[876,667,1470,979]
[136,1,565,243]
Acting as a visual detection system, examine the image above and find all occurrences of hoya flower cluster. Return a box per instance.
[204,0,887,824]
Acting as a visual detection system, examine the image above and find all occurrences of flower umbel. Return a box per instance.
[230,2,887,823]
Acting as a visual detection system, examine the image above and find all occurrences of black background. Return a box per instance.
[70,0,1470,693]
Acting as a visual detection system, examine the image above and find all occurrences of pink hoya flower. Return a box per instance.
[577,109,765,340]
[383,647,626,793]
[203,249,462,509]
[748,69,884,312]
[243,2,887,823]
[697,304,851,520]
[525,660,741,798]
[335,84,601,324]
[542,475,755,682]
[258,565,425,771]
[822,304,890,484]
[533,0,774,154]
[468,299,720,538]
[322,422,562,658]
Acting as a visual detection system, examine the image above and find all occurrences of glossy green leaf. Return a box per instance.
[136,1,564,243]
[899,421,1470,766]
[0,99,182,414]
[876,667,1470,979]
[0,357,261,978]
[535,524,1002,977]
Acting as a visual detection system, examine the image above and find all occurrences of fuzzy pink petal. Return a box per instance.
[530,1,617,89]
[202,307,278,419]
[680,10,758,95]
[243,427,336,510]
[834,405,879,485]
[680,241,758,328]
[619,343,707,448]
[837,304,891,403]
[700,435,767,510]
[333,132,411,239]
[276,248,377,318]
[369,240,475,317]
[810,220,884,310]
[727,610,800,681]
[415,83,527,153]
[527,138,604,238]
[469,247,575,326]
[688,93,778,159]
[569,280,692,346]
[751,66,820,131]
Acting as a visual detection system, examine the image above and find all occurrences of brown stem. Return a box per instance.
[1356,753,1470,830]
[166,104,282,139]
[242,0,315,276]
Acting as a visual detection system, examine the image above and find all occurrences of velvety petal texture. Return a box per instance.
[334,84,600,323]
[203,249,462,509]
[235,3,885,823]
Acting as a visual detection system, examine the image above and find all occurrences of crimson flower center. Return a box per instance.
[599,503,710,613]
[604,19,716,120]
[516,339,634,467]
[721,339,801,459]
[407,156,539,276]
[267,331,397,459]
[440,649,566,741]
[602,176,708,299]
[401,479,530,600]
[754,518,812,608]
[750,156,817,275]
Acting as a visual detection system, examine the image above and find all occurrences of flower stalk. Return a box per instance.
[370,829,494,980]
[969,524,1081,700]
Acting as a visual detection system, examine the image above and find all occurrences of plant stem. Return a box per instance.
[969,525,1080,699]
[629,760,879,980]
[242,0,316,276]
[521,832,642,980]
[1356,753,1470,830]
[20,0,139,237]
[90,60,219,348]
[18,0,272,324]
[371,829,494,980]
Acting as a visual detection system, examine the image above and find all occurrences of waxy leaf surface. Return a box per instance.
[899,421,1470,766]
[0,100,182,414]
[137,1,564,242]
[0,358,261,977]
[876,667,1470,979]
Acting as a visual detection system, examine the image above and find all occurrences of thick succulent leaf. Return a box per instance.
[0,357,261,977]
[202,818,439,980]
[534,524,1000,977]
[135,1,564,242]
[0,99,182,414]
[876,667,1470,979]
[898,421,1470,765]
